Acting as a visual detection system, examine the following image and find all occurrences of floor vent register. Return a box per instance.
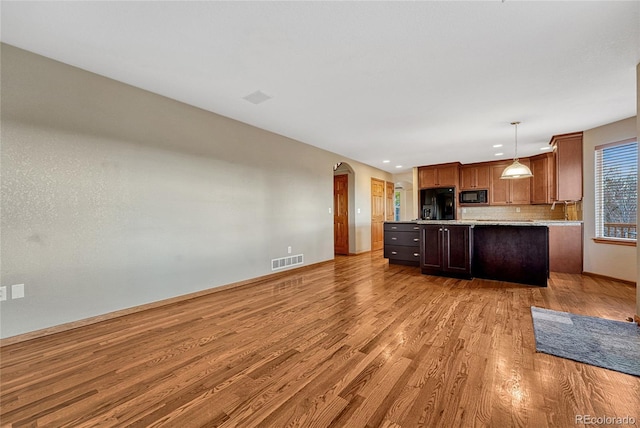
[272,254,304,271]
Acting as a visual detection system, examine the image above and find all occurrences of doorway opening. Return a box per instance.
[333,162,354,255]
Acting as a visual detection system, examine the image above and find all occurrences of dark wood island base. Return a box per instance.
[384,221,563,287]
[472,225,549,286]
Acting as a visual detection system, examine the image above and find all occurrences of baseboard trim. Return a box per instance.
[0,259,333,347]
[582,271,636,286]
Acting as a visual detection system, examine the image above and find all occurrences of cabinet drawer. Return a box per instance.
[384,245,421,262]
[384,223,421,232]
[384,231,420,246]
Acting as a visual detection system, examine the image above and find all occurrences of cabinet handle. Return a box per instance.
[413,238,419,242]
[439,228,443,231]
[413,253,419,257]
[391,226,397,229]
[391,237,397,240]
[413,227,419,230]
[391,251,398,255]
[444,228,449,232]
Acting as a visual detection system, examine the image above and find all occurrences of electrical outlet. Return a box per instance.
[462,208,467,214]
[287,246,292,254]
[329,207,332,214]
[516,207,521,213]
[12,284,24,299]
[0,286,6,302]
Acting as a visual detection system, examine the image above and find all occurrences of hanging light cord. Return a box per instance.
[511,121,520,161]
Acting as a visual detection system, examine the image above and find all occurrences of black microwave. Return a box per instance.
[459,189,488,204]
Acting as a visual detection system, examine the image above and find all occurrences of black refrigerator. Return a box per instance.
[420,187,455,220]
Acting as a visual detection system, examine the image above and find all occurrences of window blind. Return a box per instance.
[594,138,637,240]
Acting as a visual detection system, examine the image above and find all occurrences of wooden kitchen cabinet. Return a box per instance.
[460,163,491,190]
[421,224,472,278]
[489,160,531,205]
[549,224,583,273]
[550,132,583,201]
[530,152,555,204]
[384,222,421,267]
[418,163,461,189]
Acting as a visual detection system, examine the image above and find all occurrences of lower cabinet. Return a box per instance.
[420,225,472,278]
[384,222,421,266]
[549,225,583,274]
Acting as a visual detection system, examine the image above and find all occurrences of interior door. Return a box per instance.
[385,181,395,221]
[371,178,385,251]
[334,174,349,255]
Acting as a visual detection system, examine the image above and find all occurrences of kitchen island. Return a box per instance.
[471,224,548,286]
[385,220,582,286]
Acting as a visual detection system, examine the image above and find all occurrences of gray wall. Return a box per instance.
[582,116,637,282]
[0,44,391,338]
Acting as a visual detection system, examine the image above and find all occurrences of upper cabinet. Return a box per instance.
[550,132,583,201]
[530,152,555,204]
[489,160,531,205]
[418,162,461,189]
[417,131,582,203]
[460,163,491,190]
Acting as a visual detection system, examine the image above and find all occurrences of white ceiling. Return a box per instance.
[1,1,639,173]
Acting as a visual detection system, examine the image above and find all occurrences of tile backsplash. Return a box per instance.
[458,202,582,221]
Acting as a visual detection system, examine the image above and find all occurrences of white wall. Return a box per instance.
[0,44,390,338]
[583,116,637,282]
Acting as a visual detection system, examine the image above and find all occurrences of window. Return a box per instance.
[394,190,401,221]
[594,138,637,245]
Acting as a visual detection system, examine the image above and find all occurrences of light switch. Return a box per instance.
[12,284,24,299]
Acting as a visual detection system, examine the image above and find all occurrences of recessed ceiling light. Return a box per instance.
[383,160,391,163]
[395,165,403,168]
[494,152,504,156]
[493,144,503,148]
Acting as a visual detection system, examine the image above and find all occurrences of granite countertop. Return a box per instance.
[414,219,583,226]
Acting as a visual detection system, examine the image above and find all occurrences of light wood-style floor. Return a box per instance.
[1,252,638,427]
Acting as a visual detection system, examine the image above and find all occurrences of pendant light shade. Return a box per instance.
[501,121,533,179]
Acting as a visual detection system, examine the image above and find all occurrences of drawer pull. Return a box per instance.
[391,251,398,255]
[391,226,397,229]
[413,238,419,242]
[413,253,419,257]
[413,227,419,230]
[391,237,397,240]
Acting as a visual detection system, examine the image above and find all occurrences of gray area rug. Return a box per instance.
[531,306,640,377]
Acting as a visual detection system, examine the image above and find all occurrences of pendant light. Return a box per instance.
[501,121,533,179]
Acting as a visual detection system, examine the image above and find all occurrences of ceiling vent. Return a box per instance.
[243,90,272,105]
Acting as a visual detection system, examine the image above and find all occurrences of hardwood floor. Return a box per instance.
[1,252,638,427]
